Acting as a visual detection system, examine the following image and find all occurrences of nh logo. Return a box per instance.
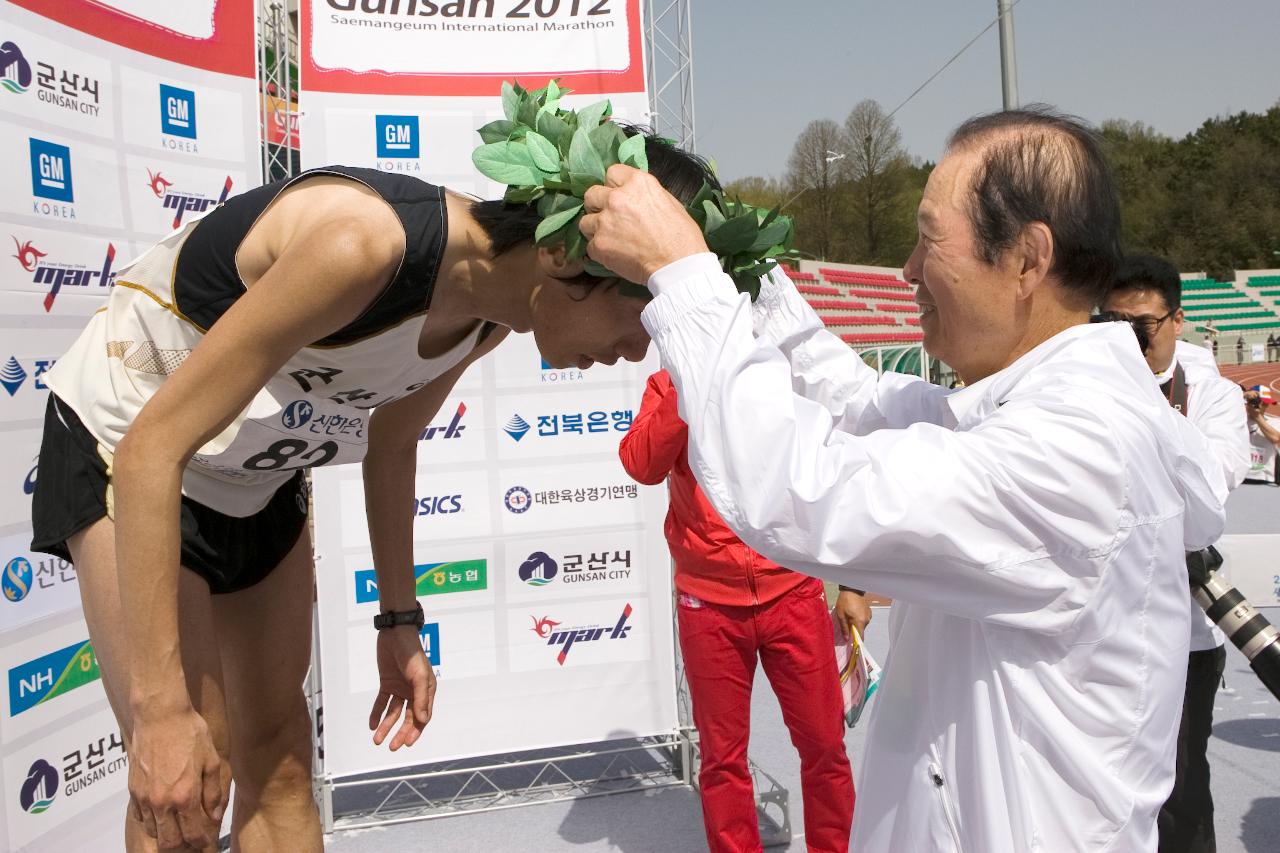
[28,138,73,202]
[159,84,197,139]
[18,669,52,697]
[376,115,420,159]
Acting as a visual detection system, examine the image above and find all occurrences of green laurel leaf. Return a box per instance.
[525,131,561,174]
[534,203,583,244]
[472,141,542,186]
[618,133,648,170]
[569,129,606,182]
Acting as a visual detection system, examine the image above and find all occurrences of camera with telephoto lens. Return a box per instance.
[1186,547,1280,702]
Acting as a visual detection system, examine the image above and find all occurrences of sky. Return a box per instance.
[687,0,1280,182]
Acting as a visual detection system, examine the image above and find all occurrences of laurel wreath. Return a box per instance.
[471,80,799,299]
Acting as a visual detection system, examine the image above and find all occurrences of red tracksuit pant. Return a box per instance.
[677,577,854,853]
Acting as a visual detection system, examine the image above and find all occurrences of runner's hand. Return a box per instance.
[369,626,436,750]
[128,705,225,849]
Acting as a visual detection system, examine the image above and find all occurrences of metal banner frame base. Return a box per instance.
[309,727,790,847]
[317,734,684,834]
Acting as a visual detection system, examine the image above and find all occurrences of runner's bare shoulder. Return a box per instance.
[237,175,406,290]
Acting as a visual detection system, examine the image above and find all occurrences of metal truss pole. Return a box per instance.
[257,1,298,182]
[645,0,697,151]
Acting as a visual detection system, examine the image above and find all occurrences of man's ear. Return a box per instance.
[1015,221,1054,299]
[538,244,585,279]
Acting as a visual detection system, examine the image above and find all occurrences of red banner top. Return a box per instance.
[9,0,257,78]
[301,0,646,97]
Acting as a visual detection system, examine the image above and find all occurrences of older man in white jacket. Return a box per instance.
[579,109,1228,852]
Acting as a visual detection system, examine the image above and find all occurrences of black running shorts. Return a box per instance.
[30,395,309,594]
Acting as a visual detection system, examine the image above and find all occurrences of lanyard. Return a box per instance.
[1163,363,1188,417]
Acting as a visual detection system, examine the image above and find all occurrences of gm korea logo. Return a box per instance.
[159,84,197,139]
[376,115,419,159]
[29,138,73,203]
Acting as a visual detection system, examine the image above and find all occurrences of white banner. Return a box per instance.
[300,0,674,779]
[0,2,259,849]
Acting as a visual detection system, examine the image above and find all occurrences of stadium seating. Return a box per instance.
[787,261,924,349]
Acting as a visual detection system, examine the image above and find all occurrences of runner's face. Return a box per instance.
[530,277,652,371]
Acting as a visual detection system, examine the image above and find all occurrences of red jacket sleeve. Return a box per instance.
[618,370,688,486]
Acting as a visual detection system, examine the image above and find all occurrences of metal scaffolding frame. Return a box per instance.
[257,1,298,182]
[645,0,697,151]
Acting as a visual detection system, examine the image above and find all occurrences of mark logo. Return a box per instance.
[159,84,197,139]
[146,168,232,228]
[537,603,633,666]
[529,615,561,638]
[146,168,173,198]
[0,41,32,94]
[29,138,72,203]
[419,402,466,441]
[11,238,45,271]
[10,236,115,311]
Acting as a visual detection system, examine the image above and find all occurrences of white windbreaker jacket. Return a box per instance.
[640,258,1228,852]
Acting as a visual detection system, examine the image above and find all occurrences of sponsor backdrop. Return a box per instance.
[0,1,259,849]
[300,0,674,776]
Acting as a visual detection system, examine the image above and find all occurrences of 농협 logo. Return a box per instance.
[159,84,197,139]
[534,603,634,666]
[503,414,531,442]
[29,138,73,203]
[504,485,532,514]
[0,41,32,94]
[354,559,487,603]
[8,639,101,716]
[19,759,57,815]
[3,557,33,603]
[518,551,557,586]
[375,115,419,159]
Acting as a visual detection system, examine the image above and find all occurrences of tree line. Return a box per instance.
[726,101,1280,277]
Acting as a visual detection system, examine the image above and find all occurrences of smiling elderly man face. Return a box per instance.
[903,112,1123,384]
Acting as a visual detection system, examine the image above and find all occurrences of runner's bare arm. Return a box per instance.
[112,192,403,714]
[363,325,511,611]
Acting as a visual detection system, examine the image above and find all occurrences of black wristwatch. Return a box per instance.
[374,602,425,631]
[838,585,866,596]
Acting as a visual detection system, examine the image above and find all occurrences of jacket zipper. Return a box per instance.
[928,761,963,850]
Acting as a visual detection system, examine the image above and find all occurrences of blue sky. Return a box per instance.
[690,0,1280,180]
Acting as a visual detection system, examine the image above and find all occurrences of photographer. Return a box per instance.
[1103,254,1250,853]
[1243,387,1280,484]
